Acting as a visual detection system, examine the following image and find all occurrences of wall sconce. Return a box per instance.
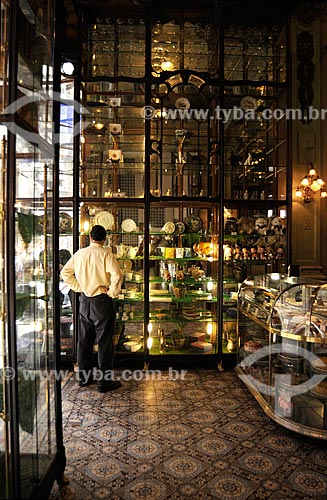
[295,163,327,203]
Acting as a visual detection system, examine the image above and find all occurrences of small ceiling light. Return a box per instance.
[296,163,326,203]
[61,61,75,76]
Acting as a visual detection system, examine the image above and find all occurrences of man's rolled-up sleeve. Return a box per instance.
[60,257,82,293]
[107,255,124,298]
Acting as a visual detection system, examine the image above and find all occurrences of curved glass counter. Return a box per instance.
[236,273,327,440]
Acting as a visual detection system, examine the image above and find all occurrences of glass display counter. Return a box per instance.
[236,273,327,439]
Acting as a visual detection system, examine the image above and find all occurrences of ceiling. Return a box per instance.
[70,0,300,25]
[63,0,301,58]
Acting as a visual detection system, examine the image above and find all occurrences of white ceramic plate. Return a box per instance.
[121,218,137,232]
[94,211,115,230]
[59,212,72,232]
[162,221,175,234]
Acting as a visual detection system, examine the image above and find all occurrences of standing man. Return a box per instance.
[61,225,123,393]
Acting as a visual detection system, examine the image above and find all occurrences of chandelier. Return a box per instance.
[295,163,327,203]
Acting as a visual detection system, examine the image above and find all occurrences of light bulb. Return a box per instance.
[61,61,75,76]
[207,323,213,336]
[309,168,316,176]
[161,60,174,71]
[311,180,320,192]
[94,122,105,130]
[147,337,153,349]
[300,177,309,186]
[295,189,302,198]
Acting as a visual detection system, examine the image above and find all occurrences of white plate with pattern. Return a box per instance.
[121,218,137,232]
[94,211,115,230]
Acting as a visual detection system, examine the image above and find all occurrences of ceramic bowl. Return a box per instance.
[123,341,142,352]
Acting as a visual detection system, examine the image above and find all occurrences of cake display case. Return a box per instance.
[236,274,327,439]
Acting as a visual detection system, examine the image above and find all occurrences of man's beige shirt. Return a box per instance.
[61,242,123,298]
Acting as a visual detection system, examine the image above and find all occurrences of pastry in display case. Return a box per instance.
[236,274,327,439]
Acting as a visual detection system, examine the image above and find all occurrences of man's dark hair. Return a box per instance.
[90,225,106,241]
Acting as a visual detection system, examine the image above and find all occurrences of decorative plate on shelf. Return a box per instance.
[59,212,73,232]
[121,218,137,232]
[175,221,185,234]
[183,214,202,232]
[175,97,191,110]
[118,259,133,271]
[162,221,175,234]
[94,211,115,230]
[240,95,258,111]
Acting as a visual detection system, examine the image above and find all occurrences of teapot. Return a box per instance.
[116,244,127,258]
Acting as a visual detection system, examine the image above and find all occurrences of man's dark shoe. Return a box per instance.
[98,380,122,393]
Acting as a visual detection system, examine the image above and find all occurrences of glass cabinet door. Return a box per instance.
[59,203,74,360]
[15,136,58,496]
[148,201,218,356]
[1,0,65,495]
[80,81,145,199]
[0,132,8,499]
[149,81,216,198]
[79,203,145,356]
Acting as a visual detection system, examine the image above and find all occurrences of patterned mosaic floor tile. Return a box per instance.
[198,434,236,458]
[126,437,166,460]
[259,432,301,455]
[206,472,258,500]
[285,465,327,499]
[163,453,204,480]
[82,456,130,485]
[114,475,173,500]
[237,450,281,477]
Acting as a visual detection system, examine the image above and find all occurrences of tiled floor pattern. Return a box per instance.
[49,370,327,499]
